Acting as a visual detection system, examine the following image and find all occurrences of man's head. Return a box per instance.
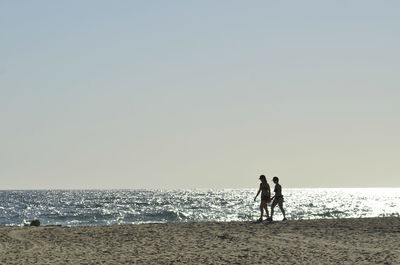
[273,176,279,183]
[259,175,266,182]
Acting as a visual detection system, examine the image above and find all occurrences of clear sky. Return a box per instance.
[1,1,399,189]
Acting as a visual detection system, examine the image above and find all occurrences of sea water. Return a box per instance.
[0,188,399,227]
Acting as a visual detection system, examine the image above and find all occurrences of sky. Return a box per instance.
[1,1,399,189]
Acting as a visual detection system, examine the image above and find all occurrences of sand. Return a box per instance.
[0,217,399,264]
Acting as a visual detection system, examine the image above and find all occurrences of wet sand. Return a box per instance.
[0,217,399,264]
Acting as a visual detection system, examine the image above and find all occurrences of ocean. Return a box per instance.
[0,188,399,227]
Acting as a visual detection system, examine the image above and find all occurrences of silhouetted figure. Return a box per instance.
[268,176,287,222]
[254,175,271,222]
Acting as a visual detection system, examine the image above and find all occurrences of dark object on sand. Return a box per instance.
[30,219,40,227]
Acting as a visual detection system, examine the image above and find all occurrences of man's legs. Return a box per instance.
[262,201,269,218]
[278,201,286,220]
[270,201,277,220]
[259,202,264,220]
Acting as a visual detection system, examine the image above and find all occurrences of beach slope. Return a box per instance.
[0,217,399,264]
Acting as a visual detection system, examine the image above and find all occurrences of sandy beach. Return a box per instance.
[0,217,399,264]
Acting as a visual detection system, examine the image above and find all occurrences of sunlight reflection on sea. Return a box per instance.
[0,188,399,226]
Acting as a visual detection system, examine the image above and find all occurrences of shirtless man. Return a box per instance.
[254,175,271,222]
[268,176,287,222]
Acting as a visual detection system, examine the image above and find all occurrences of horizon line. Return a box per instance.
[1,186,399,191]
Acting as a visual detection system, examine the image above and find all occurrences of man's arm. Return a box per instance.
[254,185,261,201]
